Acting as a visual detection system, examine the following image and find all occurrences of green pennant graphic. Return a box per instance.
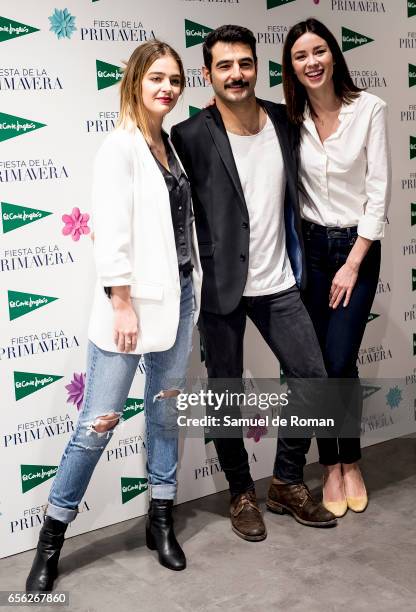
[189,105,201,117]
[1,202,52,233]
[411,202,416,226]
[121,477,148,504]
[185,19,213,48]
[8,290,58,321]
[0,112,46,142]
[362,385,381,400]
[409,1,416,18]
[367,313,380,323]
[267,0,296,8]
[410,136,416,159]
[0,16,39,43]
[123,398,144,421]
[14,371,63,401]
[96,59,123,90]
[342,27,374,52]
[412,269,416,291]
[21,464,58,493]
[409,64,416,88]
[269,61,283,87]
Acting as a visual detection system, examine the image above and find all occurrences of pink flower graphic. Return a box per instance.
[62,207,90,241]
[247,414,268,443]
[65,372,86,410]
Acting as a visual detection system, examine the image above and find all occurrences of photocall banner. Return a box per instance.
[0,0,414,558]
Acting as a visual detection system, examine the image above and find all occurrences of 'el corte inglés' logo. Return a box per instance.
[362,385,381,400]
[21,464,58,493]
[96,59,123,90]
[189,106,201,117]
[367,313,380,323]
[411,202,416,225]
[269,61,283,87]
[0,112,46,142]
[410,135,416,159]
[123,398,144,421]
[409,64,416,88]
[0,16,39,43]
[409,1,416,18]
[1,202,52,233]
[14,371,63,401]
[185,19,213,48]
[267,0,296,8]
[8,290,58,321]
[121,477,148,504]
[342,27,373,52]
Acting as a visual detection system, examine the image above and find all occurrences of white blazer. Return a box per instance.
[88,124,202,355]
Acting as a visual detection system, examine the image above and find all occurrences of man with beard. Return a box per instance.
[171,25,336,541]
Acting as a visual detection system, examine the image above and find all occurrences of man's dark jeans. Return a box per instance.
[198,285,327,496]
[302,221,381,465]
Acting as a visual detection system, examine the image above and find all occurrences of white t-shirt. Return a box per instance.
[227,115,295,296]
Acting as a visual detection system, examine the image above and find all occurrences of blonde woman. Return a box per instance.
[26,41,202,591]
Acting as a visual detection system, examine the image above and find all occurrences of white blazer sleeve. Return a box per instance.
[92,133,134,287]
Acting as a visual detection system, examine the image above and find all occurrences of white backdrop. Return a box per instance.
[0,0,415,558]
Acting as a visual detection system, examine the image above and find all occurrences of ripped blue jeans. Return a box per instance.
[47,273,194,523]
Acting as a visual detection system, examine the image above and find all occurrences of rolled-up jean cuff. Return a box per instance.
[46,502,78,524]
[149,484,176,500]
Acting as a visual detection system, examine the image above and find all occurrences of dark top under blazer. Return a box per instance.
[171,99,305,316]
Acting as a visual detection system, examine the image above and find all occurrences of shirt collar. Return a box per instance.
[338,98,357,115]
[304,98,356,119]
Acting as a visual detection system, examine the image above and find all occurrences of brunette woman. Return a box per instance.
[282,18,390,516]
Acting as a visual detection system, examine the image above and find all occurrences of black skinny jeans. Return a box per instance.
[198,285,327,496]
[302,220,381,465]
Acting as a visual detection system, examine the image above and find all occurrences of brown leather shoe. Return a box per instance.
[230,490,267,541]
[267,478,337,527]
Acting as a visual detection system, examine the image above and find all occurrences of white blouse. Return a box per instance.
[299,91,391,241]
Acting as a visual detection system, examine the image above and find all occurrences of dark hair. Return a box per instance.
[282,18,362,125]
[203,24,257,71]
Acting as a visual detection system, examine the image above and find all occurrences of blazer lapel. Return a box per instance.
[131,126,177,272]
[204,107,248,220]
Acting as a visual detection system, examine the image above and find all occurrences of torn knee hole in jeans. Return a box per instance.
[153,389,181,401]
[86,412,121,437]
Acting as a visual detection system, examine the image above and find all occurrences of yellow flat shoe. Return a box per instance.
[346,495,368,513]
[322,498,348,518]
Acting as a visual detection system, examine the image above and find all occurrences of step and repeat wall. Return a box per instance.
[1,0,415,558]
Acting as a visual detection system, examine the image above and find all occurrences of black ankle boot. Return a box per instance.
[26,516,68,592]
[145,499,186,571]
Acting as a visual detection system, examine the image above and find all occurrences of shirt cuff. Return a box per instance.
[357,215,386,241]
[98,275,133,287]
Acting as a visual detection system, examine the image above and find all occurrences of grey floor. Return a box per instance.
[1,436,415,612]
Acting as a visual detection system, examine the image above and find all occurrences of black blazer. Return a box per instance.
[171,99,305,315]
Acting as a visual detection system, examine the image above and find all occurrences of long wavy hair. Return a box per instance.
[282,18,362,125]
[118,40,185,140]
